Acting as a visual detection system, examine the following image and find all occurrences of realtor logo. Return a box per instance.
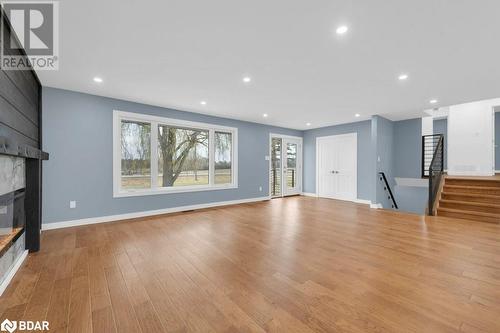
[0,0,59,70]
[0,319,16,333]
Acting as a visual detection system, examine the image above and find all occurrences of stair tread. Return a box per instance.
[445,179,500,186]
[440,199,500,208]
[443,184,500,190]
[437,207,500,218]
[442,192,500,199]
[446,176,500,181]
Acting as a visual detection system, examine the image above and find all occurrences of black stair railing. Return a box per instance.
[428,135,444,215]
[422,134,443,178]
[378,172,398,209]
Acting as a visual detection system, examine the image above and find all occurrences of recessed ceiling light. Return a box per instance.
[263,113,268,118]
[306,122,311,126]
[200,101,207,105]
[93,77,103,83]
[336,25,349,35]
[243,76,252,83]
[429,99,438,104]
[355,113,361,117]
[398,74,409,81]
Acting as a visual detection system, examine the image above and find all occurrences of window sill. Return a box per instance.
[113,184,238,198]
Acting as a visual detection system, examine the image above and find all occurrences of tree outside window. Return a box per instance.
[117,112,236,195]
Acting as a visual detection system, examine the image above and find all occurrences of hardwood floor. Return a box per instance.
[1,196,500,332]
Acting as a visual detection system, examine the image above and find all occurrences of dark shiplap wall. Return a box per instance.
[0,12,43,252]
[0,13,41,150]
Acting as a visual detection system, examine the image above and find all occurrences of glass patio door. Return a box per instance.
[270,137,282,197]
[283,138,302,196]
[270,136,302,197]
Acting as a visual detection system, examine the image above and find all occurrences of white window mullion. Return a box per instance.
[209,129,215,186]
[232,129,238,187]
[113,115,122,196]
[151,121,158,189]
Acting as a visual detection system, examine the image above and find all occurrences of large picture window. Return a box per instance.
[114,111,238,197]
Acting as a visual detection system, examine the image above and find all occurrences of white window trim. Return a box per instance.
[113,110,238,198]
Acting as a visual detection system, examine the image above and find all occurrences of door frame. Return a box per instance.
[269,133,303,197]
[315,132,358,200]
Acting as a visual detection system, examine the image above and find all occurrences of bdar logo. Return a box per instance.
[0,318,49,332]
[0,319,17,333]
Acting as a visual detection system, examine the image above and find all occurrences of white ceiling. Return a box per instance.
[38,0,500,130]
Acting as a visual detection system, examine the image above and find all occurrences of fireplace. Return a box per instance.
[0,8,47,293]
[0,156,25,248]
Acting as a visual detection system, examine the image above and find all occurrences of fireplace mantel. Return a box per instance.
[0,136,49,161]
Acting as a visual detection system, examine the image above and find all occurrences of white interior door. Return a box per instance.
[317,133,357,200]
[283,138,302,196]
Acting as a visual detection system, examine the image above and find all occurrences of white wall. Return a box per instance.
[448,98,499,176]
[421,116,433,136]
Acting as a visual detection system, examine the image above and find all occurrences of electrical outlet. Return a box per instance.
[70,201,76,209]
[265,156,270,161]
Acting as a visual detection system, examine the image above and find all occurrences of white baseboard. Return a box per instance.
[370,203,383,209]
[0,250,28,296]
[302,194,372,206]
[352,198,371,205]
[42,196,271,231]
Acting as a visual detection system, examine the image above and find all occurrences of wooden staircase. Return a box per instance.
[436,176,500,223]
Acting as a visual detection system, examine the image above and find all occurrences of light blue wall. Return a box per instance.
[302,120,373,201]
[392,118,426,214]
[42,87,302,224]
[393,186,428,215]
[393,118,422,178]
[43,86,458,222]
[372,116,395,207]
[433,118,447,170]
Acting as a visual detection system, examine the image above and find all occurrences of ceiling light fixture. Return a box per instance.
[355,113,361,117]
[200,101,207,105]
[336,25,348,35]
[93,77,103,83]
[306,122,311,126]
[243,76,252,83]
[398,74,409,81]
[263,113,268,118]
[429,99,438,104]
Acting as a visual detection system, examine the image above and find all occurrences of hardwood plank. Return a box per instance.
[22,252,58,324]
[45,277,71,333]
[104,265,142,333]
[67,248,92,333]
[88,245,117,333]
[0,197,499,332]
